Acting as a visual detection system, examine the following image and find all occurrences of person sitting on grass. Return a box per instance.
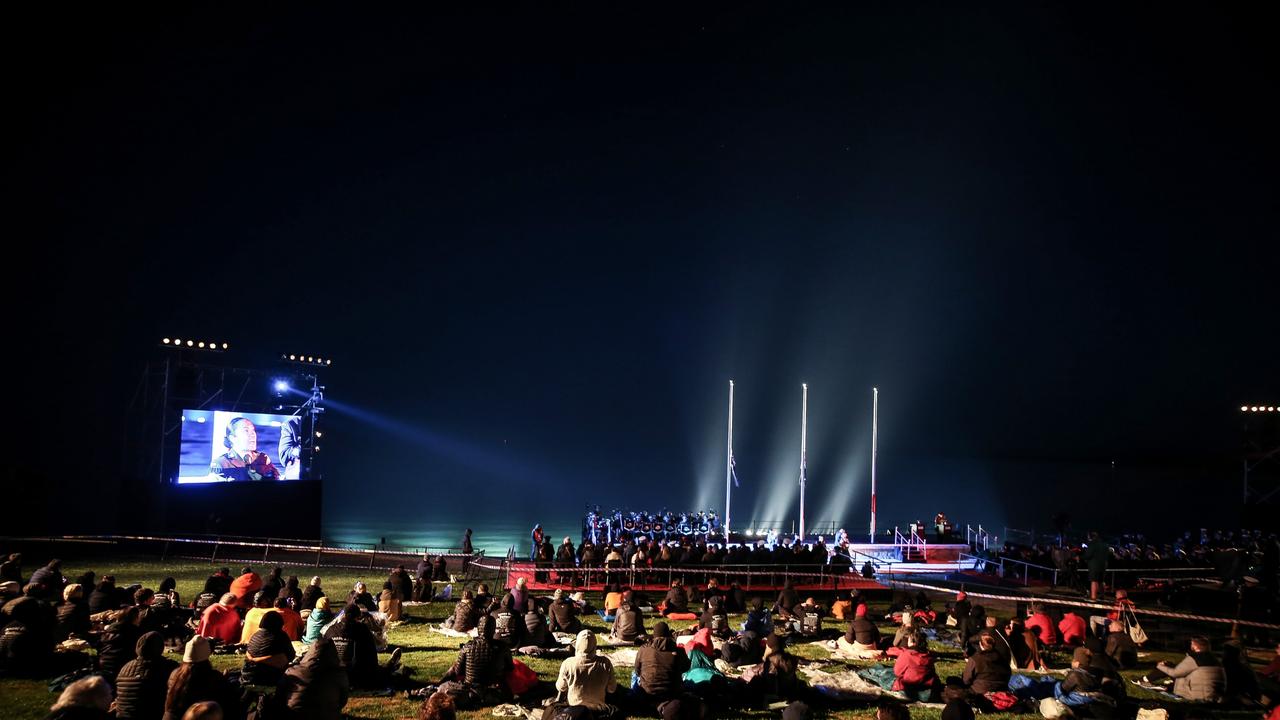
[164,636,241,720]
[699,595,731,639]
[379,581,403,622]
[794,597,825,639]
[553,629,617,717]
[632,621,690,710]
[892,631,940,702]
[347,582,376,612]
[326,603,403,689]
[46,675,113,720]
[549,589,583,634]
[54,583,90,642]
[473,584,494,615]
[1059,610,1087,647]
[489,593,526,648]
[962,634,1011,695]
[99,606,144,683]
[279,637,349,720]
[277,575,302,611]
[1006,619,1046,671]
[610,600,645,644]
[747,633,805,705]
[524,601,556,649]
[301,577,325,613]
[449,590,480,633]
[114,631,178,720]
[440,615,514,707]
[230,567,262,610]
[242,610,295,687]
[240,591,276,645]
[835,603,882,659]
[201,568,231,599]
[419,690,456,720]
[600,583,624,620]
[743,597,773,636]
[662,581,689,617]
[274,597,303,641]
[773,580,800,622]
[1144,635,1226,702]
[303,596,333,646]
[1103,619,1138,669]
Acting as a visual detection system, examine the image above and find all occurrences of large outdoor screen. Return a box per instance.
[177,409,305,483]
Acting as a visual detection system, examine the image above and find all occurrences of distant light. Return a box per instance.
[162,338,171,344]
[1242,406,1249,412]
[326,359,332,366]
[1252,407,1259,412]
[186,340,194,347]
[197,341,206,348]
[208,340,216,348]
[1270,407,1277,412]
[180,416,186,422]
[307,356,314,362]
[195,416,206,424]
[289,354,296,360]
[222,343,229,350]
[174,338,181,346]
[274,380,289,393]
[269,421,282,427]
[314,446,320,452]
[315,431,322,438]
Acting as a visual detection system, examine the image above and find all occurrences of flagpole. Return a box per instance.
[869,386,879,543]
[724,380,734,544]
[799,382,808,540]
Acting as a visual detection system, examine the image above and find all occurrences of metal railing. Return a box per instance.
[966,524,996,551]
[494,559,868,589]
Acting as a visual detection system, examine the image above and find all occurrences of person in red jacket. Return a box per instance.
[196,593,243,646]
[892,630,939,702]
[229,566,263,609]
[1024,604,1057,646]
[1058,611,1087,646]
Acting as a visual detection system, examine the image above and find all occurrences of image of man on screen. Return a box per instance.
[278,416,302,480]
[211,417,281,481]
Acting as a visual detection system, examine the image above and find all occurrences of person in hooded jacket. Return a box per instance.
[555,629,617,714]
[748,634,804,705]
[301,577,325,613]
[229,567,263,610]
[98,606,143,683]
[661,581,688,616]
[260,568,285,604]
[88,577,118,615]
[325,603,382,689]
[489,593,525,648]
[961,634,1010,695]
[892,631,939,702]
[201,569,232,599]
[378,581,403,622]
[197,594,242,647]
[279,637,349,720]
[164,636,240,720]
[114,631,178,720]
[277,576,303,611]
[633,621,690,708]
[524,602,555,648]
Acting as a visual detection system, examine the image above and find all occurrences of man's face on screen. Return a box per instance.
[229,420,258,454]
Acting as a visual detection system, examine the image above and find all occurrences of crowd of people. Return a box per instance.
[5,541,1280,720]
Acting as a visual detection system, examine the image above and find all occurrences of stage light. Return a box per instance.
[315,431,322,438]
[314,446,320,452]
[162,338,171,344]
[186,340,194,347]
[1242,406,1249,412]
[326,359,332,365]
[1252,407,1259,412]
[222,343,228,349]
[173,338,181,345]
[274,380,289,393]
[197,342,205,348]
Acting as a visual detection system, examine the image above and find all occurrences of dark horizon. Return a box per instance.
[8,4,1278,543]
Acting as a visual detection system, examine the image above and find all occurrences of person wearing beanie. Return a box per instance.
[303,596,333,645]
[554,629,617,711]
[163,636,240,720]
[633,621,690,707]
[743,597,773,636]
[114,631,178,720]
[196,593,242,646]
[549,588,582,634]
[47,675,112,720]
[836,603,883,659]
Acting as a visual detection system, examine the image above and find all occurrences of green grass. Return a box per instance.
[4,556,1270,720]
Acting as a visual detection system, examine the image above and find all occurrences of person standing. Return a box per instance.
[531,525,545,562]
[1081,532,1110,601]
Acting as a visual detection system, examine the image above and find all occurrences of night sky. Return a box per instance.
[10,5,1278,547]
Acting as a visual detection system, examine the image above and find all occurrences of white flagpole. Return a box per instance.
[724,380,734,544]
[870,387,879,543]
[799,382,808,540]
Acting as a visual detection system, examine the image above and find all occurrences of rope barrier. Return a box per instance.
[883,577,1280,630]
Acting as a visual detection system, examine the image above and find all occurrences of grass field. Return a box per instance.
[2,556,1268,720]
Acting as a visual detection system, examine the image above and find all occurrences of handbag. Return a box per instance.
[1125,609,1148,645]
[945,615,958,627]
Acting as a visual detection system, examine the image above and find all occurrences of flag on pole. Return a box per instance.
[730,453,740,488]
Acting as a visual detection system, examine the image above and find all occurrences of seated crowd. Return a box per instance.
[3,545,1279,720]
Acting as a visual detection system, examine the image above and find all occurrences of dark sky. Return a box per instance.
[9,4,1278,544]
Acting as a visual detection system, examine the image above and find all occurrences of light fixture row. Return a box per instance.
[1241,406,1277,412]
[162,338,228,351]
[281,353,332,367]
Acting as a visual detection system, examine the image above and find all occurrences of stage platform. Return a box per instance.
[501,543,979,593]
